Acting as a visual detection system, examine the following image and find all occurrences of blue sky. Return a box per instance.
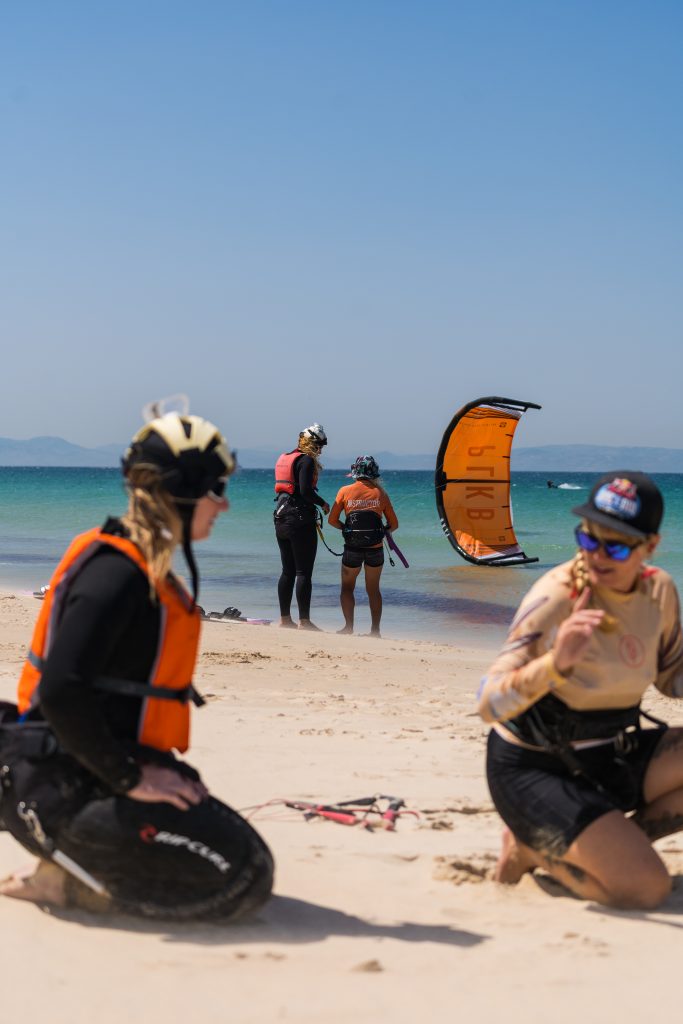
[2,1,681,455]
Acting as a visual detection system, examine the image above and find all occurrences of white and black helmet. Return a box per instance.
[122,413,235,503]
[299,423,327,448]
[122,412,235,602]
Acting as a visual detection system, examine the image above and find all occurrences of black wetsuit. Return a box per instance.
[274,454,327,620]
[0,519,273,920]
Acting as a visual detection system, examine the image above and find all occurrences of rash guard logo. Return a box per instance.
[619,634,645,668]
[138,824,231,873]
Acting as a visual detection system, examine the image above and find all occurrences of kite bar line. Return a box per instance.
[315,511,343,557]
[385,531,409,568]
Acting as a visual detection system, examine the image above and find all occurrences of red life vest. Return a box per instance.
[274,450,318,494]
[17,527,201,753]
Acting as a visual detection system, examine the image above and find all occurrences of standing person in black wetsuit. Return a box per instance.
[0,411,273,919]
[273,423,330,630]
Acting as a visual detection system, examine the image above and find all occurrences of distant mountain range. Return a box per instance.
[1,436,683,473]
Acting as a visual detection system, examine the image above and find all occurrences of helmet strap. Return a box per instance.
[178,505,199,606]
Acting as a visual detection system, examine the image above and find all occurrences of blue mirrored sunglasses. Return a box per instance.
[574,526,642,562]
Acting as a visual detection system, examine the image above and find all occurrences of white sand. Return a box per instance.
[1,590,682,1023]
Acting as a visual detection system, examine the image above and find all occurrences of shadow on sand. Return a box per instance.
[534,871,683,928]
[49,893,489,948]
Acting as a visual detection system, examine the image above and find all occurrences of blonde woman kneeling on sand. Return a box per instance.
[479,472,683,909]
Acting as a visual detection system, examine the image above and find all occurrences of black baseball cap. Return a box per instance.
[572,471,664,540]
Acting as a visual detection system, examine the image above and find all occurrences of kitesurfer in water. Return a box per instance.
[479,472,683,909]
[273,424,330,630]
[328,456,398,637]
[0,412,273,919]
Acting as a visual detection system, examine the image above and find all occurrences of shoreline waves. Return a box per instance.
[2,468,682,645]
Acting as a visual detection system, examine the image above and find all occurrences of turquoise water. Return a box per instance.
[1,468,682,646]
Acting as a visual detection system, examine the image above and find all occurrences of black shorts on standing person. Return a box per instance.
[273,423,329,631]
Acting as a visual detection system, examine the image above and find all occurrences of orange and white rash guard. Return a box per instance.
[328,481,398,547]
[478,560,683,727]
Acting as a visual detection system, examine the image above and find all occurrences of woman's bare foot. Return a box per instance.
[0,859,69,906]
[337,625,353,635]
[298,619,321,631]
[278,616,298,629]
[494,828,538,884]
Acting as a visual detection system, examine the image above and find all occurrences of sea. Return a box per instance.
[1,468,682,649]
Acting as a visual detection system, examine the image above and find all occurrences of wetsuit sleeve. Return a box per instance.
[37,550,153,791]
[382,494,399,532]
[296,455,327,508]
[653,578,683,698]
[477,572,572,724]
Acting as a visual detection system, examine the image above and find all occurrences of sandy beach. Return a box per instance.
[2,589,683,1023]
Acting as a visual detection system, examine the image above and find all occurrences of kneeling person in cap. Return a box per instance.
[479,471,683,909]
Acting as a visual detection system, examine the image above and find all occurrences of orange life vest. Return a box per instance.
[17,527,201,753]
[274,450,317,495]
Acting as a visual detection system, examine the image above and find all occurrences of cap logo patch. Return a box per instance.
[594,478,640,521]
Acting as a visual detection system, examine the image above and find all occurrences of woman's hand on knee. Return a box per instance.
[126,765,209,810]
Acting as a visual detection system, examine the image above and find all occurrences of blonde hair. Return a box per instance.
[120,466,182,595]
[298,434,324,474]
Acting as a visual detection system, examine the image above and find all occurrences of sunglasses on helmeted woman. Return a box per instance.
[574,526,643,562]
[207,478,228,502]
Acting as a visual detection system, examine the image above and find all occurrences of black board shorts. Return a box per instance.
[486,726,666,857]
[342,546,385,569]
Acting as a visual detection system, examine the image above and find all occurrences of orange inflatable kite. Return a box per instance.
[435,396,541,565]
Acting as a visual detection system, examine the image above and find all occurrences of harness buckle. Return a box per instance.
[614,725,639,755]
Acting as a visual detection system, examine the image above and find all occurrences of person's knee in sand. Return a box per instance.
[480,471,683,910]
[0,407,273,919]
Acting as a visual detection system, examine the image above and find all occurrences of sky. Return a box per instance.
[1,1,681,456]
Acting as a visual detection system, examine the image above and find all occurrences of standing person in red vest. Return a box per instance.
[328,456,398,637]
[0,411,273,919]
[273,423,330,630]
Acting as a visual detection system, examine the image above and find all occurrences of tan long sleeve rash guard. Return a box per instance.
[478,561,683,726]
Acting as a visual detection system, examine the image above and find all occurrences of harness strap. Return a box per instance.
[92,676,206,707]
[27,649,44,671]
[26,650,204,707]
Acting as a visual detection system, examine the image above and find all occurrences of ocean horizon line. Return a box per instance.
[2,438,683,473]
